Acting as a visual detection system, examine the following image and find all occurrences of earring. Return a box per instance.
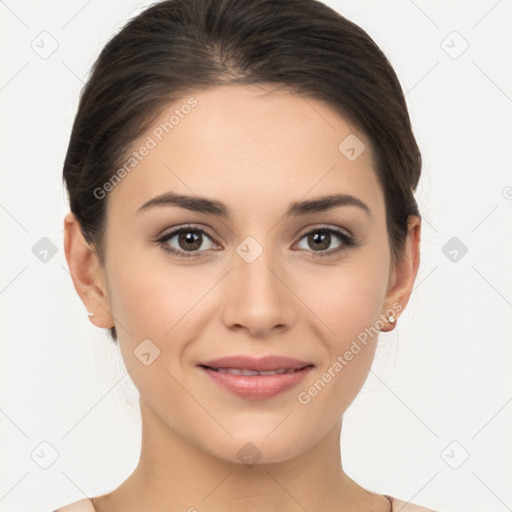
[88,312,94,317]
[387,313,396,324]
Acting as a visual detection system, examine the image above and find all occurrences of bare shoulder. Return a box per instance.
[53,495,441,512]
[52,498,95,512]
[390,496,441,512]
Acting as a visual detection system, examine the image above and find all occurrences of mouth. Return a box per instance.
[197,354,314,372]
[197,355,315,399]
[198,365,313,375]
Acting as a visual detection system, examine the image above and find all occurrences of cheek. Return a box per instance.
[105,242,210,341]
[293,266,388,422]
[303,254,389,343]
[296,248,390,394]
[105,256,204,417]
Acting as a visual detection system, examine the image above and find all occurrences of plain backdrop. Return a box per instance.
[1,1,511,511]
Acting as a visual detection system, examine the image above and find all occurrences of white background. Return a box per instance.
[1,1,511,511]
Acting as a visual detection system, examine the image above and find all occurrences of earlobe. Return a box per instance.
[63,212,114,328]
[380,215,422,331]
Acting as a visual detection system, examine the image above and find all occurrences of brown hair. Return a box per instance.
[63,0,422,343]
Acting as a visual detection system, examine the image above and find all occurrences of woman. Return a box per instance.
[56,0,436,510]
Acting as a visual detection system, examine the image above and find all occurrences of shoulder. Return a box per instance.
[53,495,442,512]
[389,496,440,512]
[52,498,95,512]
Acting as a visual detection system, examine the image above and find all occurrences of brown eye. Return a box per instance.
[295,226,356,257]
[176,230,203,251]
[307,231,331,251]
[157,226,217,257]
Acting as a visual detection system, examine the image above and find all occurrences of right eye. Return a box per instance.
[156,225,220,258]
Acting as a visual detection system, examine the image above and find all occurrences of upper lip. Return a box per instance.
[198,355,314,371]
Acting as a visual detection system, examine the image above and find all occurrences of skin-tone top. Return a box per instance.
[52,495,442,512]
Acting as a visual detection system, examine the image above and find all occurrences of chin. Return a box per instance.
[197,429,310,467]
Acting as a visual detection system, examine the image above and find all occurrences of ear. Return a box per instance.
[63,212,114,328]
[380,215,421,332]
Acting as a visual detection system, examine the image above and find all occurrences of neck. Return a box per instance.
[93,398,391,512]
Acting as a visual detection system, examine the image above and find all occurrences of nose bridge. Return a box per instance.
[220,232,296,334]
[234,233,284,302]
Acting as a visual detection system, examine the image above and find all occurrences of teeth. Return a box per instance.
[214,367,293,375]
[259,369,288,375]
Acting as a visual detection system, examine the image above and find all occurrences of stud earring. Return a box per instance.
[387,313,396,324]
[88,312,94,317]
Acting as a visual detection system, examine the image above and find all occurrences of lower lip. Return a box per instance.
[199,366,314,399]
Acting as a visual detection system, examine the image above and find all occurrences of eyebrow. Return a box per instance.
[136,191,372,219]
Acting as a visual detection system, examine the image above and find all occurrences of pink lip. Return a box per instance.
[197,355,314,400]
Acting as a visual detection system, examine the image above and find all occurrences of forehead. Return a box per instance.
[107,84,384,221]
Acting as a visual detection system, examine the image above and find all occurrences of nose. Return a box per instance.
[219,240,297,338]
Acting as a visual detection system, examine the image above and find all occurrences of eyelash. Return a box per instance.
[155,224,360,259]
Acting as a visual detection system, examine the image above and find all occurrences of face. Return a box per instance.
[76,84,414,465]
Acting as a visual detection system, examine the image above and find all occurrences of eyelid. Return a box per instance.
[295,223,353,240]
[155,223,216,242]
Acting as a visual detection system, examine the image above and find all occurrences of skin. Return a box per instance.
[64,83,421,512]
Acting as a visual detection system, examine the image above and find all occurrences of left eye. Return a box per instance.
[295,227,355,257]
